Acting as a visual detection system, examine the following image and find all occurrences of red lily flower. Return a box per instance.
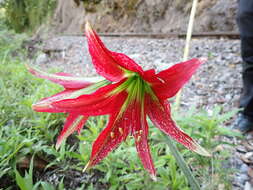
[28,22,210,179]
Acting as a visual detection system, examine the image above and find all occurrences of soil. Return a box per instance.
[28,35,253,189]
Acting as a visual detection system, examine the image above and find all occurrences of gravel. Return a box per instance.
[31,36,252,189]
[34,36,242,112]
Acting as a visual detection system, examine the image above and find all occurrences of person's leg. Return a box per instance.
[235,0,253,132]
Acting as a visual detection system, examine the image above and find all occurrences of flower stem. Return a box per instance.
[175,0,199,111]
[164,135,201,190]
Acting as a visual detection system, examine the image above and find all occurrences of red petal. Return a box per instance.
[85,23,144,81]
[87,93,129,167]
[152,58,206,99]
[55,72,73,77]
[143,69,156,78]
[134,127,156,179]
[87,98,156,178]
[142,69,161,84]
[59,91,127,116]
[85,23,125,81]
[132,102,156,178]
[32,89,77,113]
[52,82,125,115]
[110,52,144,75]
[146,94,210,156]
[54,72,73,77]
[56,114,88,149]
[26,65,99,89]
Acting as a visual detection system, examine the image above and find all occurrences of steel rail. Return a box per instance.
[63,32,240,39]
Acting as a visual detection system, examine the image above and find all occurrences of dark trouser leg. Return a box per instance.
[237,0,253,117]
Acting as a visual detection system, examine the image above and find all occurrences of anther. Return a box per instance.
[119,128,123,135]
[137,135,141,142]
[110,132,115,138]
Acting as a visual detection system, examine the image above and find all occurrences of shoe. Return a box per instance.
[232,113,253,133]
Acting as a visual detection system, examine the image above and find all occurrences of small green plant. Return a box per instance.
[15,156,66,190]
[15,156,41,190]
[40,179,65,190]
[173,106,240,190]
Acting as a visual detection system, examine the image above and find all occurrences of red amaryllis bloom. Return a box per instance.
[28,22,210,179]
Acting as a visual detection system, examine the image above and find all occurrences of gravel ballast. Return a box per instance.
[32,36,253,189]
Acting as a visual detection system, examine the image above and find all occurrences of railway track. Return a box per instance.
[65,32,240,39]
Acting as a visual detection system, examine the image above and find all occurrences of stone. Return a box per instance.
[240,164,249,173]
[244,182,253,190]
[35,53,48,64]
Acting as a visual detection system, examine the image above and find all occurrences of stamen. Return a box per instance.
[157,77,165,83]
[137,135,141,142]
[119,128,123,135]
[82,161,90,172]
[110,132,115,138]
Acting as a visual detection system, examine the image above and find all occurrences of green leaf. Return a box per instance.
[216,126,243,138]
[41,182,55,190]
[164,135,201,190]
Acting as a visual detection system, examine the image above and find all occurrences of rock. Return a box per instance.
[240,164,249,173]
[245,152,253,160]
[241,152,253,164]
[35,53,48,64]
[242,142,253,152]
[248,167,253,179]
[244,182,253,190]
[42,0,237,36]
[237,174,249,185]
[236,145,247,153]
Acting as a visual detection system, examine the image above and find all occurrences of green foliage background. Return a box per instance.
[0,0,56,32]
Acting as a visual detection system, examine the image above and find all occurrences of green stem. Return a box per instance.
[164,135,201,190]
